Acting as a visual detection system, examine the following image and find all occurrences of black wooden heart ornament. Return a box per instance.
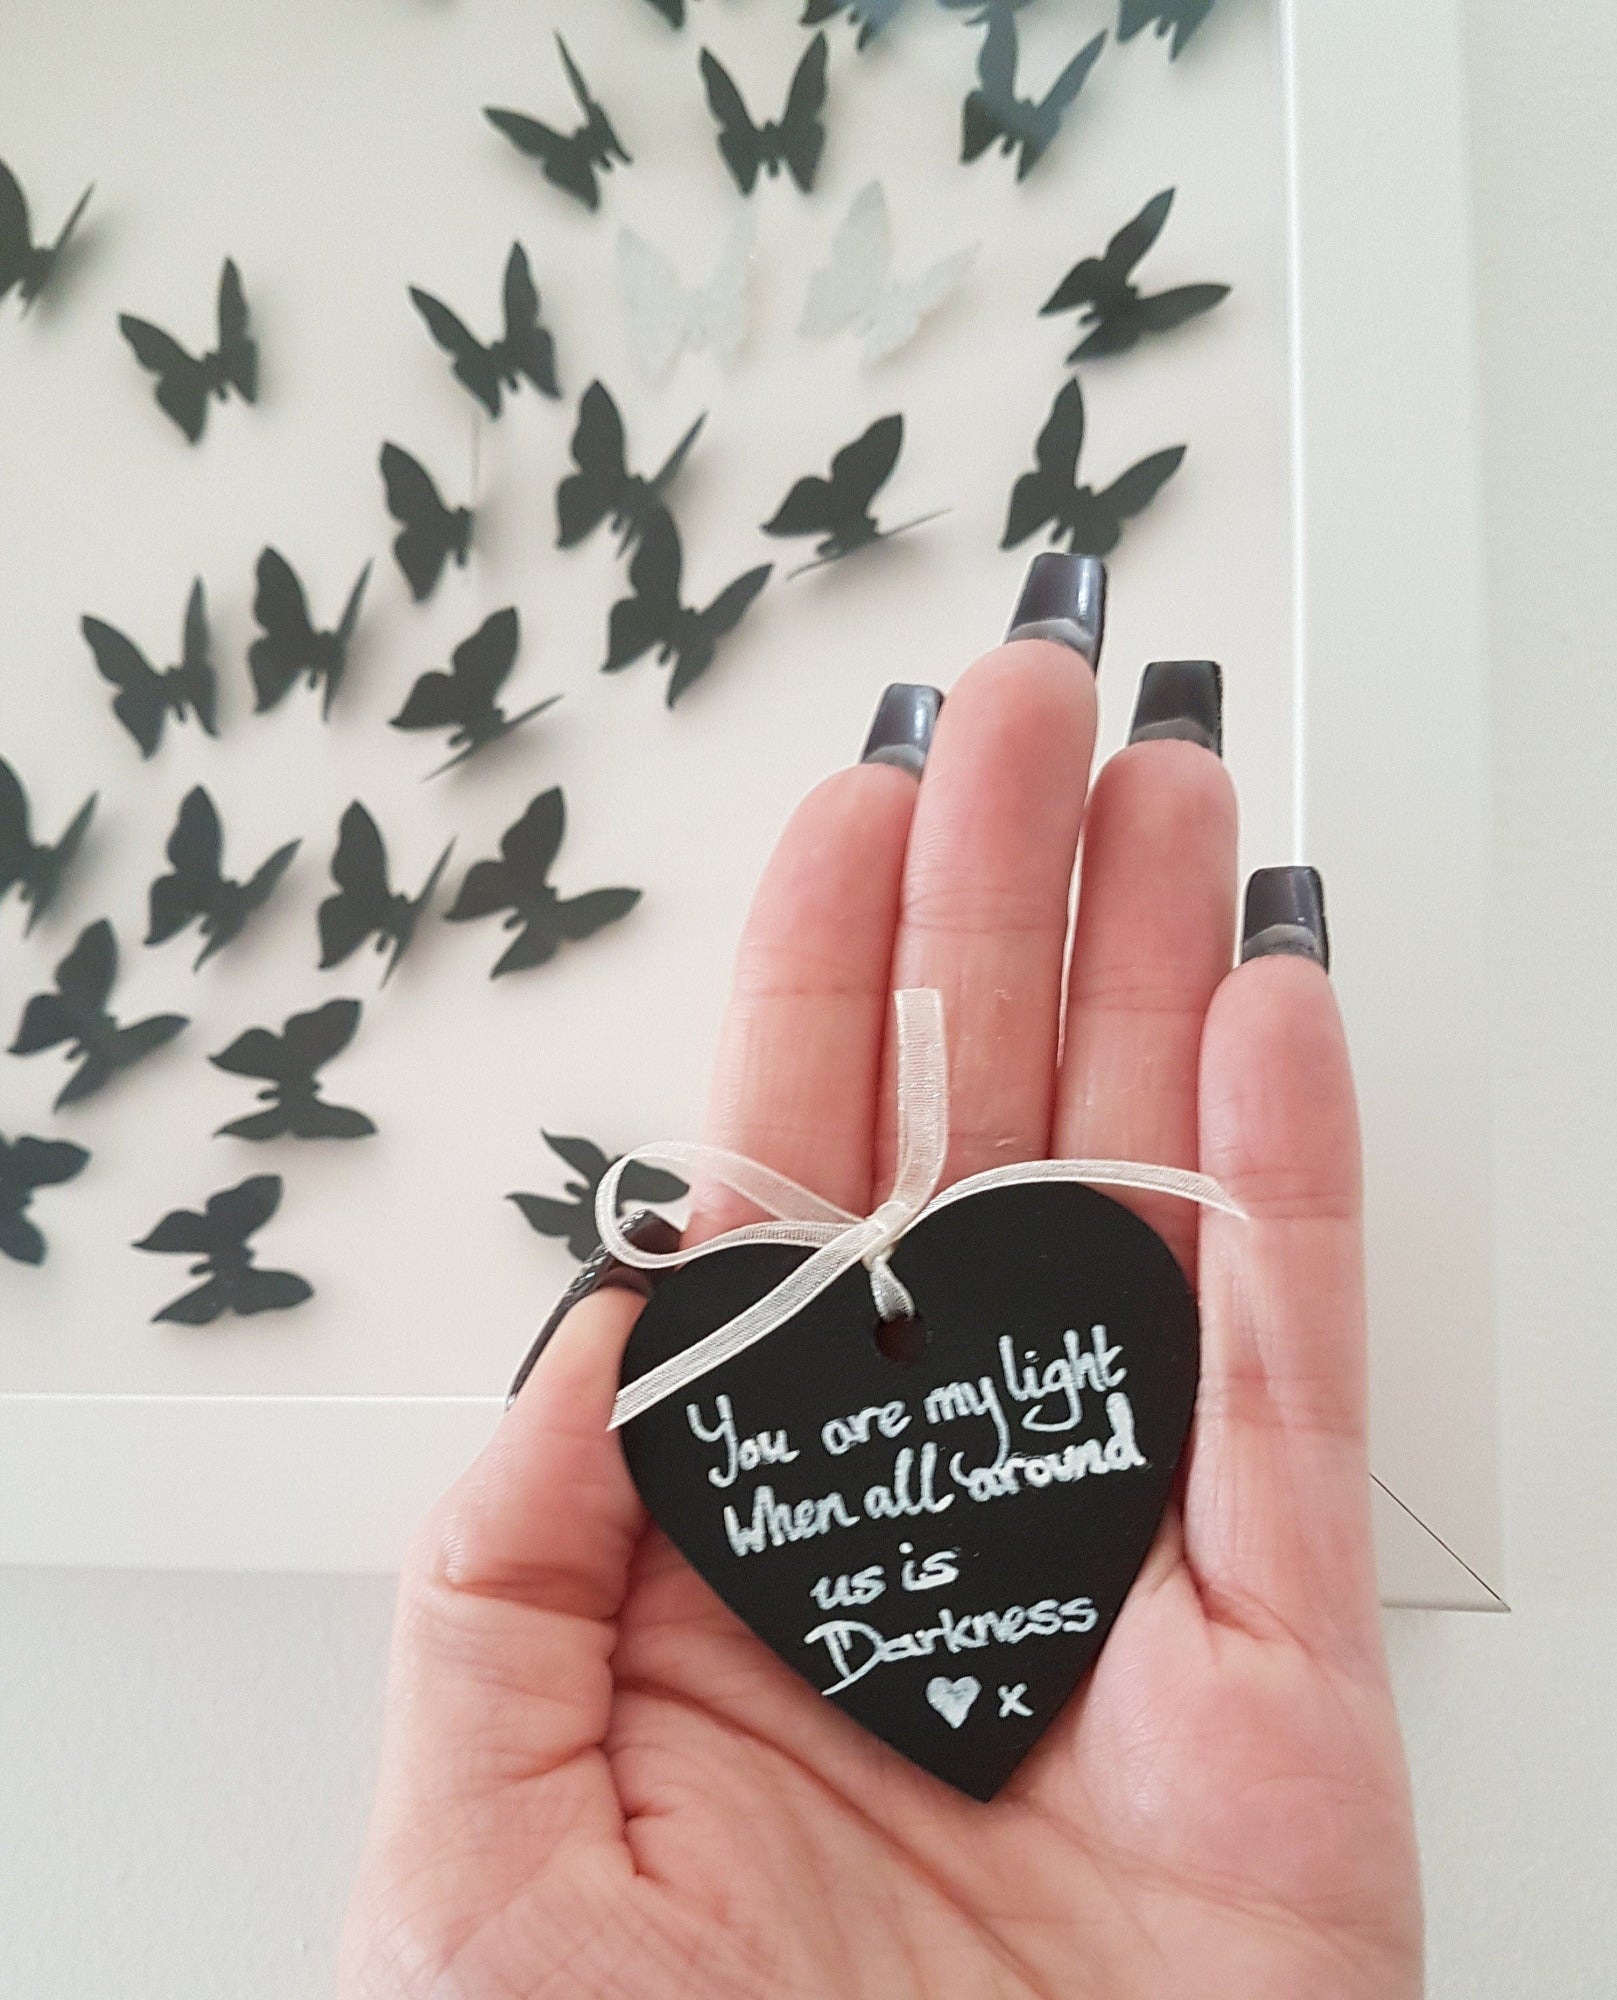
[618,1178,1200,1801]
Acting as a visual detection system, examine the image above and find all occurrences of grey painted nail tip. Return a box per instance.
[1240,923,1329,970]
[861,683,942,777]
[1005,614,1101,662]
[1005,552,1106,668]
[1128,716,1221,752]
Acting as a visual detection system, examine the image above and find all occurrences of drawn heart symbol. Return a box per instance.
[619,1181,1199,1801]
[926,1675,981,1730]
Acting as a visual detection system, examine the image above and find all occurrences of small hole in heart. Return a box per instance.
[873,1310,929,1365]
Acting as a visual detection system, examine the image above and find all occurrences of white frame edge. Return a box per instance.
[0,1,1504,1595]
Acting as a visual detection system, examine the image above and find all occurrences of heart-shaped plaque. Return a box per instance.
[619,1180,1199,1801]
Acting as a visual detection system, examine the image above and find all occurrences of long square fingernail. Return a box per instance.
[861,683,942,777]
[1005,553,1106,672]
[1240,867,1330,972]
[1129,660,1223,754]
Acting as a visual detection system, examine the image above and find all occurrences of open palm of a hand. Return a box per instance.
[341,639,1421,1999]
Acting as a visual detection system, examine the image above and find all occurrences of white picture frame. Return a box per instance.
[0,0,1501,1605]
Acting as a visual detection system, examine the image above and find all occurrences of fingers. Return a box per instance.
[1054,669,1237,1272]
[880,624,1099,1189]
[1186,945,1380,1667]
[694,689,933,1233]
[370,1288,647,1827]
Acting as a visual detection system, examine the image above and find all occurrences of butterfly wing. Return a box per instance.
[604,508,681,670]
[1135,281,1230,337]
[618,1160,690,1207]
[761,472,838,541]
[169,578,219,737]
[233,1268,315,1316]
[381,444,457,600]
[556,381,630,547]
[319,803,390,965]
[147,787,223,944]
[700,49,764,195]
[484,107,590,202]
[1036,30,1107,126]
[81,615,166,757]
[499,787,567,895]
[0,758,35,900]
[551,887,641,945]
[248,548,318,712]
[36,182,93,297]
[507,1190,598,1262]
[961,12,1018,162]
[499,243,559,399]
[699,213,753,369]
[134,1204,215,1258]
[863,242,975,365]
[0,159,31,302]
[1086,444,1186,551]
[778,32,830,191]
[9,1136,90,1196]
[237,839,300,930]
[409,285,502,416]
[447,606,520,733]
[667,560,772,706]
[1002,377,1086,548]
[118,315,209,441]
[616,228,691,385]
[543,1132,613,1191]
[207,1173,284,1247]
[801,181,890,340]
[209,1023,288,1085]
[283,997,362,1075]
[215,259,257,401]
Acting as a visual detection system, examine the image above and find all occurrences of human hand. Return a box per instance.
[339,555,1421,1999]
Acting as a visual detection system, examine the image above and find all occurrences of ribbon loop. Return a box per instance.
[598,989,1245,1430]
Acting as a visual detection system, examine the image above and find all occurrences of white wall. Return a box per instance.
[3,3,1615,1992]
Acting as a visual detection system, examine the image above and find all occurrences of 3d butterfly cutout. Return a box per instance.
[390,607,559,778]
[409,244,559,418]
[81,579,218,759]
[616,216,751,384]
[0,1132,89,1267]
[1040,188,1229,361]
[485,35,631,212]
[211,1000,376,1143]
[961,13,1105,180]
[444,787,641,979]
[800,181,976,367]
[146,786,300,971]
[640,0,686,22]
[133,1174,312,1326]
[247,548,371,719]
[509,1130,687,1263]
[603,506,772,707]
[118,258,257,443]
[700,32,829,196]
[557,381,705,553]
[761,413,942,573]
[379,443,474,603]
[1118,0,1218,59]
[318,802,453,984]
[800,0,909,51]
[9,919,187,1111]
[1003,377,1186,556]
[0,758,96,934]
[0,158,93,311]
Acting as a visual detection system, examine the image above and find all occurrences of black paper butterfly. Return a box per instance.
[379,444,473,602]
[133,1174,312,1325]
[0,159,93,310]
[557,381,705,553]
[390,607,559,778]
[146,787,299,970]
[485,36,631,211]
[1118,0,1218,59]
[444,788,641,979]
[0,758,96,933]
[118,259,257,443]
[409,244,558,418]
[81,580,218,759]
[0,1131,89,1267]
[247,549,371,718]
[1040,189,1229,361]
[211,1000,375,1142]
[761,413,941,571]
[641,0,686,20]
[509,1130,688,1263]
[801,0,908,50]
[962,14,1105,180]
[1002,377,1185,555]
[9,920,187,1110]
[700,33,829,195]
[318,802,453,984]
[604,507,772,706]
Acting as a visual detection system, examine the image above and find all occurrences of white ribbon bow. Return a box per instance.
[599,989,1245,1430]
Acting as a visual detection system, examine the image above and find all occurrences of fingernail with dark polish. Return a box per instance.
[1006,553,1107,671]
[861,683,943,778]
[1241,866,1330,972]
[505,1208,681,1408]
[1129,659,1223,755]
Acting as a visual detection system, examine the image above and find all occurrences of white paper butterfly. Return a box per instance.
[799,181,977,368]
[616,216,752,384]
